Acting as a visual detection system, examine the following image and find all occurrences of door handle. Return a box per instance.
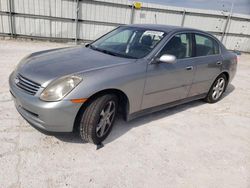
[186,66,193,70]
[216,61,222,65]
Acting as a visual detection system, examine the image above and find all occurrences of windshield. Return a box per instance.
[89,27,166,59]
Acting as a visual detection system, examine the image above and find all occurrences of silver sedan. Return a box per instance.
[9,24,237,144]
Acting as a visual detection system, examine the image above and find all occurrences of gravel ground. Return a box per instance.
[0,39,250,188]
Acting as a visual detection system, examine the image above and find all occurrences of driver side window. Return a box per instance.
[159,33,192,59]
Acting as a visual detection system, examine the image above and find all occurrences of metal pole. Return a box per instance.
[8,0,14,37]
[130,4,135,24]
[0,1,4,32]
[75,0,79,44]
[221,15,230,42]
[181,10,186,27]
[221,3,234,43]
[49,0,52,38]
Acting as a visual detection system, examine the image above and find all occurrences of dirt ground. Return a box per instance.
[0,39,250,188]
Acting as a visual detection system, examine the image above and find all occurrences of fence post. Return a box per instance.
[221,3,234,43]
[49,0,52,38]
[75,0,79,44]
[221,14,230,43]
[130,4,135,24]
[8,0,14,37]
[181,10,186,27]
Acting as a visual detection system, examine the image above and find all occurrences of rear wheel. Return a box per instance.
[79,94,118,144]
[204,74,227,103]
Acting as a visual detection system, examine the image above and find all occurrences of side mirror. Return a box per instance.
[157,54,176,64]
[85,43,90,47]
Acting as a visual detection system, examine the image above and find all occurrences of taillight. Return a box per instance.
[236,56,239,63]
[233,56,238,64]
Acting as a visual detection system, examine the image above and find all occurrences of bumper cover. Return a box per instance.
[9,72,82,132]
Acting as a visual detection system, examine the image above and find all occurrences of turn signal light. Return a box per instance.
[70,98,88,103]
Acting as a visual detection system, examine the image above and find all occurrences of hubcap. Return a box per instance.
[96,101,116,137]
[212,78,225,100]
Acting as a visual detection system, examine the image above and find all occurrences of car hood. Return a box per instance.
[17,46,135,87]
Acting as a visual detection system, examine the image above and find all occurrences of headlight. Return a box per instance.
[40,75,82,101]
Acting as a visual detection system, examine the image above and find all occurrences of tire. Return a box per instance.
[79,94,118,144]
[204,74,227,103]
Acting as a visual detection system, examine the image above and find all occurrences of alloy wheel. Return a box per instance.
[212,77,225,100]
[96,100,116,137]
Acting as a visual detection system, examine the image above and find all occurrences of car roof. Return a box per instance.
[125,24,203,33]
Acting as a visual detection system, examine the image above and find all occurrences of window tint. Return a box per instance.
[100,29,133,44]
[159,33,192,59]
[92,27,166,59]
[195,34,220,56]
[139,30,165,48]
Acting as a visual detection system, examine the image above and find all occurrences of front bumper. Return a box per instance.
[9,72,82,132]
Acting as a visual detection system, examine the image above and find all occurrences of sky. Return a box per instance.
[140,0,250,15]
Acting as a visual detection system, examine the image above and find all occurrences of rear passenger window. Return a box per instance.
[195,34,220,56]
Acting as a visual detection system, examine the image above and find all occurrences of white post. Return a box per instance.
[75,0,79,44]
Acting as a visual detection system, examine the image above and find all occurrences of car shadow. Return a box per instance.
[221,83,235,99]
[105,84,235,145]
[52,83,235,145]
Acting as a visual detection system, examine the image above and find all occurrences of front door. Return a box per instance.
[142,33,195,109]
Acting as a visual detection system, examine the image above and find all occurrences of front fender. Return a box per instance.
[65,60,147,114]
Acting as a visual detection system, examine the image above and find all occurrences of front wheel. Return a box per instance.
[204,74,227,103]
[79,94,118,144]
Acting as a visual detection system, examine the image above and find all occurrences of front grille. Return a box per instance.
[16,74,41,95]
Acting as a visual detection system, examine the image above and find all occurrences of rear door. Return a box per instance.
[188,33,223,97]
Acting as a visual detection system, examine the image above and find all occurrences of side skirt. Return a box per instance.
[126,93,207,121]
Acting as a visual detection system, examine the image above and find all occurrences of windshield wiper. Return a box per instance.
[88,44,113,55]
[89,45,119,57]
[96,48,119,57]
[88,44,136,59]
